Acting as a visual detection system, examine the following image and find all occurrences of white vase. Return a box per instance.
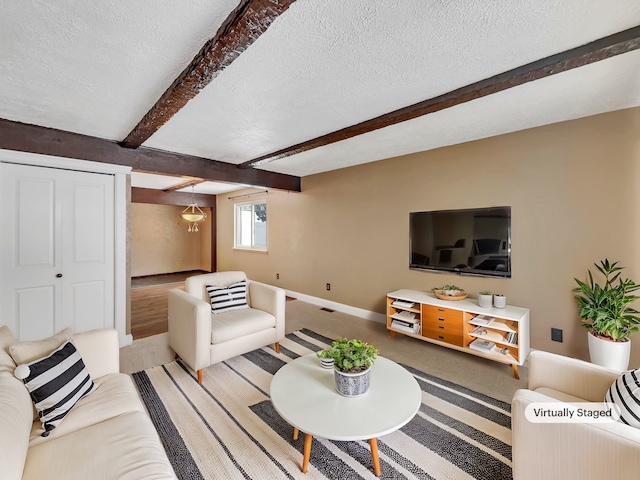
[588,331,630,372]
[493,294,506,308]
[477,294,493,308]
[334,368,371,397]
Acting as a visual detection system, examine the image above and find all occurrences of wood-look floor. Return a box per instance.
[130,282,183,339]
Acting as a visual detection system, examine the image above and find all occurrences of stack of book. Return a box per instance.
[391,300,415,309]
[469,339,496,353]
[469,314,495,326]
[390,310,420,334]
[505,331,518,345]
[391,320,420,334]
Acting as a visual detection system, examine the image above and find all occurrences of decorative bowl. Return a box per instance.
[433,290,468,301]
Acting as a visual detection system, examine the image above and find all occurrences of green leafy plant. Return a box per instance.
[317,338,378,373]
[316,349,333,359]
[432,285,465,296]
[479,290,492,295]
[573,259,640,341]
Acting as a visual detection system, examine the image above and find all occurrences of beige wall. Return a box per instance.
[131,203,211,276]
[217,106,640,366]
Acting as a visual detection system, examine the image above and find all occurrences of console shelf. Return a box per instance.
[386,289,530,378]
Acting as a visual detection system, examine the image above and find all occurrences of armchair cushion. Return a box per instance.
[605,369,640,428]
[206,280,249,313]
[211,308,276,344]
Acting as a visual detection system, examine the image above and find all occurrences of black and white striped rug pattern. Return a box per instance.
[132,329,512,479]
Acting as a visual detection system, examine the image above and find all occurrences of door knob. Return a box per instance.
[56,273,63,278]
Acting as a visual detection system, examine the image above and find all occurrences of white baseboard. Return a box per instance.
[119,333,133,347]
[285,290,386,325]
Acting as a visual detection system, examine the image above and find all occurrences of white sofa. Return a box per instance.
[512,350,640,480]
[168,271,285,383]
[0,326,175,480]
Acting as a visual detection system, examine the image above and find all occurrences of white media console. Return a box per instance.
[387,289,530,378]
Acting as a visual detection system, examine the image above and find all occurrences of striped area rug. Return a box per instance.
[132,329,512,480]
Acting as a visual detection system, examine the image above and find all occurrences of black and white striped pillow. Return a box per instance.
[14,339,96,437]
[605,369,640,428]
[206,280,249,314]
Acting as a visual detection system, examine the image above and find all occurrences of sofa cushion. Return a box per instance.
[22,411,176,480]
[15,339,96,437]
[0,372,34,480]
[605,369,640,428]
[0,325,17,374]
[211,308,276,344]
[206,280,249,313]
[28,372,144,446]
[9,327,73,365]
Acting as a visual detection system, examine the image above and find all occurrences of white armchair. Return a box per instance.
[512,350,640,479]
[168,271,285,383]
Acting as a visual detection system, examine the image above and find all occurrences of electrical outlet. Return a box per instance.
[276,273,279,280]
[551,328,563,342]
[326,283,331,291]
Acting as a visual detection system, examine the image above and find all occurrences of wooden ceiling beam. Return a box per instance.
[163,177,205,192]
[239,24,640,169]
[132,187,216,207]
[0,119,301,191]
[121,0,298,148]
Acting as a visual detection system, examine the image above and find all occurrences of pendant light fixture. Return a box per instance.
[180,186,207,232]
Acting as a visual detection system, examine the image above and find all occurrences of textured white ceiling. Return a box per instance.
[0,0,238,139]
[1,0,639,180]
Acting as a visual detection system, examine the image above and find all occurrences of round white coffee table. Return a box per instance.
[270,354,421,476]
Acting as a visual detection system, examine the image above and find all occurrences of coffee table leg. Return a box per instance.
[369,438,381,476]
[302,434,313,473]
[293,427,299,440]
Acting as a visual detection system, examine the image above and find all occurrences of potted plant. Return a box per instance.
[318,337,378,397]
[477,290,493,308]
[573,259,640,371]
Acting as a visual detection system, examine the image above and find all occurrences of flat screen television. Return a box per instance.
[409,206,511,278]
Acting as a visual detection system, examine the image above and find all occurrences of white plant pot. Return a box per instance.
[588,331,631,372]
[334,367,371,397]
[477,294,493,308]
[493,295,506,309]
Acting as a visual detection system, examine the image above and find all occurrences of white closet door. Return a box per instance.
[0,163,114,340]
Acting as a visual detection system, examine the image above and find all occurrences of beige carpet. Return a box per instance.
[120,299,528,403]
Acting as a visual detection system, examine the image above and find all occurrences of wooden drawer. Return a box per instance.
[422,323,462,337]
[422,305,463,327]
[422,328,463,346]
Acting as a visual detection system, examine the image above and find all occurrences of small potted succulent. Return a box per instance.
[477,290,493,308]
[317,337,378,397]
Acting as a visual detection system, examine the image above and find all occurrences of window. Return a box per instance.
[234,200,267,250]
